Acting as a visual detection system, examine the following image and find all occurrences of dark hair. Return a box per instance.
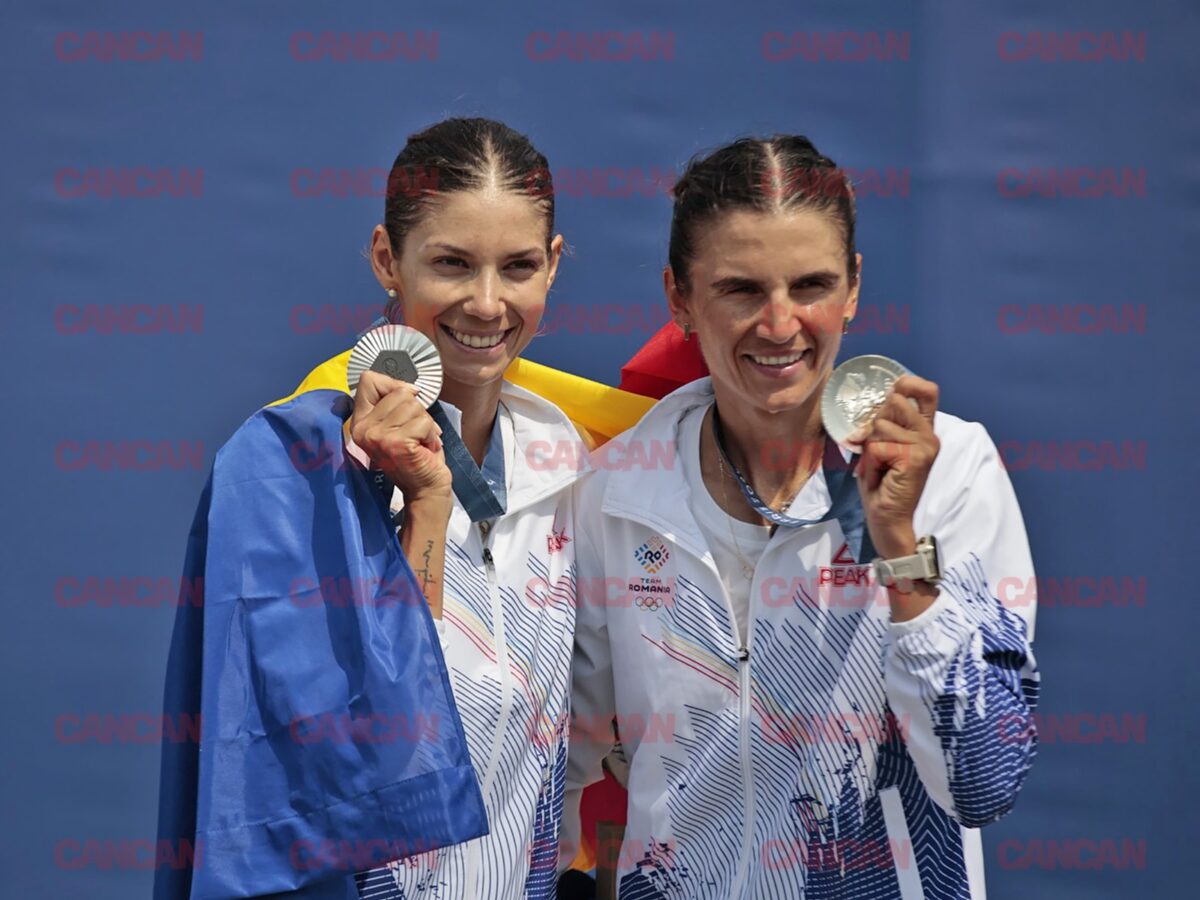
[668,135,857,292]
[382,117,554,313]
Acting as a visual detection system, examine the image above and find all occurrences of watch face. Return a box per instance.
[921,535,941,581]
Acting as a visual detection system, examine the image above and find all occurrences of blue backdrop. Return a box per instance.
[2,1,1195,897]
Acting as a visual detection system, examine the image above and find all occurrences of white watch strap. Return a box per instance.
[874,539,939,586]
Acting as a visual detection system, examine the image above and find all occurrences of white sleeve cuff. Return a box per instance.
[886,587,952,637]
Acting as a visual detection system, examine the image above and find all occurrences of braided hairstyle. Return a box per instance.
[381,117,554,320]
[668,135,857,292]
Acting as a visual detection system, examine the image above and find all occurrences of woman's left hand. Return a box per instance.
[847,374,941,560]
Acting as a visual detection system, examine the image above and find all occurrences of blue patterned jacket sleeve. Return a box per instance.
[882,421,1040,828]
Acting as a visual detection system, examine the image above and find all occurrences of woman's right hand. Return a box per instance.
[349,371,453,506]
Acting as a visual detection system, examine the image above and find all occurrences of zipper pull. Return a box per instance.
[482,547,494,567]
[737,646,750,662]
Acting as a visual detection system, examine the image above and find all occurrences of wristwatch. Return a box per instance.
[872,535,941,589]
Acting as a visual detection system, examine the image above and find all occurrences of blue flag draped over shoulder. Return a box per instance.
[155,388,488,899]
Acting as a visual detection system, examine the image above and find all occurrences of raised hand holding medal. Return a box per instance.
[821,354,941,565]
[348,324,453,507]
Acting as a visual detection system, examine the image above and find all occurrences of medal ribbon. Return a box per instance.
[711,406,875,561]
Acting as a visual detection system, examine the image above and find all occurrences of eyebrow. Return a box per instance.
[428,243,472,256]
[504,247,545,260]
[428,242,544,260]
[709,269,840,291]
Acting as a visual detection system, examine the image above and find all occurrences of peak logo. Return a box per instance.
[819,543,872,587]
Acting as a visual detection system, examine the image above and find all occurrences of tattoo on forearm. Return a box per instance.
[415,539,436,594]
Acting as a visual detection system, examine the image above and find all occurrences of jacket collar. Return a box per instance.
[496,378,590,514]
[600,378,847,557]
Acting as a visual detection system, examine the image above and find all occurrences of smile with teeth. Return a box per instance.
[747,349,810,366]
[444,325,510,349]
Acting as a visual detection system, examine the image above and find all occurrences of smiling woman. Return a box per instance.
[369,118,562,460]
[343,118,586,899]
[564,134,1040,899]
[155,118,600,900]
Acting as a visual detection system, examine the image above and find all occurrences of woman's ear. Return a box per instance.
[663,265,691,330]
[369,225,400,292]
[546,233,565,290]
[844,252,863,322]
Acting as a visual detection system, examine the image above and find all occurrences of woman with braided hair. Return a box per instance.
[564,134,1040,899]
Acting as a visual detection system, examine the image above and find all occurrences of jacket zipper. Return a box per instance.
[466,518,512,895]
[732,579,758,898]
[603,506,777,896]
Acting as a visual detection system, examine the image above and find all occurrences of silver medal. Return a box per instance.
[347,324,443,409]
[821,354,911,446]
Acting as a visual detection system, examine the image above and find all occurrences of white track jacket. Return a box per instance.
[356,381,583,900]
[565,379,1040,900]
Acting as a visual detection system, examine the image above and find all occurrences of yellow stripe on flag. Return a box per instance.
[267,350,653,445]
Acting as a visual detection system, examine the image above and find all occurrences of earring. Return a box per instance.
[682,323,691,341]
[842,317,851,335]
[386,288,397,299]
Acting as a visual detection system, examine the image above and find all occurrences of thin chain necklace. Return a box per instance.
[714,445,761,582]
[710,406,821,579]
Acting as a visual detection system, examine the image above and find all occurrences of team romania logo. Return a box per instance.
[635,536,670,575]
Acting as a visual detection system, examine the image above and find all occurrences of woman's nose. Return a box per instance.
[758,292,802,342]
[462,269,504,319]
